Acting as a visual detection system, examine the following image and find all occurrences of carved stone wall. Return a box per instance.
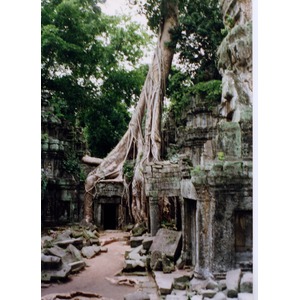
[41,95,88,226]
[93,181,125,230]
[157,0,253,276]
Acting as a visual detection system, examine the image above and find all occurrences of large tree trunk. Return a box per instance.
[83,1,178,224]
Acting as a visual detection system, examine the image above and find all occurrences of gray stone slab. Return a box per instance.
[142,236,155,251]
[211,292,226,300]
[171,290,188,297]
[47,245,66,258]
[123,259,145,271]
[201,289,217,298]
[206,279,219,290]
[68,260,85,273]
[149,229,182,261]
[190,278,208,291]
[41,254,61,270]
[153,271,174,295]
[41,254,61,264]
[240,273,253,293]
[55,229,72,241]
[226,269,242,298]
[191,296,203,300]
[165,295,187,300]
[55,237,84,248]
[92,244,102,255]
[130,236,145,248]
[81,245,101,259]
[41,263,71,282]
[66,244,83,261]
[124,291,150,300]
[218,279,226,291]
[237,293,253,300]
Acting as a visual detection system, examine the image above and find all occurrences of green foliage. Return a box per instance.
[174,0,225,81]
[167,68,222,121]
[41,133,49,142]
[217,151,225,161]
[161,219,177,230]
[166,144,179,162]
[41,169,48,192]
[62,149,82,180]
[133,0,179,33]
[225,14,235,29]
[123,160,135,182]
[191,165,201,177]
[42,0,150,157]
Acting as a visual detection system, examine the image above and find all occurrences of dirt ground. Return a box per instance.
[41,230,145,300]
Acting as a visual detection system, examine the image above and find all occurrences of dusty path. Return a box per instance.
[41,230,145,300]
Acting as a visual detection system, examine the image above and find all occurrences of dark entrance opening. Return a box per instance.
[235,210,253,264]
[184,199,196,265]
[103,204,118,229]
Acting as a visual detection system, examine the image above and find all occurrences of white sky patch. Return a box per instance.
[99,0,154,65]
[99,0,147,26]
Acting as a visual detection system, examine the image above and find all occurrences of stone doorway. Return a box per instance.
[184,199,197,266]
[235,210,253,264]
[103,203,118,230]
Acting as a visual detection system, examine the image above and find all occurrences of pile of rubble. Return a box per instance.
[123,228,182,274]
[41,225,108,282]
[123,227,253,300]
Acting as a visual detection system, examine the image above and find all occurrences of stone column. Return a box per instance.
[149,196,160,236]
[194,186,215,279]
[194,199,202,277]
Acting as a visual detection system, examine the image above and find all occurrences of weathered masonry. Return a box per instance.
[93,181,125,230]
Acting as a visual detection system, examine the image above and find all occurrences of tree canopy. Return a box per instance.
[41,0,151,157]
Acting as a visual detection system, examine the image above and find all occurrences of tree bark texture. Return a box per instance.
[83,1,178,225]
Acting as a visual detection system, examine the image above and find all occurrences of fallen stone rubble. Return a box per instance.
[41,225,109,282]
[122,228,253,300]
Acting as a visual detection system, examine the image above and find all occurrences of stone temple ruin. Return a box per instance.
[41,0,253,285]
[90,0,253,277]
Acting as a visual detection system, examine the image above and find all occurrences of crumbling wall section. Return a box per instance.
[41,95,89,226]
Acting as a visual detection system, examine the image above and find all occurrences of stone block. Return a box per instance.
[191,296,203,300]
[150,229,182,261]
[211,292,226,300]
[201,289,217,298]
[218,279,227,291]
[66,244,83,261]
[226,269,242,298]
[55,229,72,241]
[41,254,61,270]
[81,245,101,259]
[153,271,174,295]
[171,290,188,297]
[47,245,66,258]
[240,273,253,293]
[237,293,253,300]
[162,254,175,273]
[41,263,71,282]
[124,291,150,300]
[142,236,154,251]
[150,250,163,271]
[130,236,145,248]
[190,278,207,291]
[166,295,187,300]
[68,260,85,273]
[206,279,219,290]
[123,259,145,271]
[217,120,241,158]
[132,223,147,237]
[54,237,84,248]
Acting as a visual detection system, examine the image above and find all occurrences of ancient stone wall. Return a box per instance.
[41,94,89,226]
[93,181,125,230]
[157,0,253,276]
